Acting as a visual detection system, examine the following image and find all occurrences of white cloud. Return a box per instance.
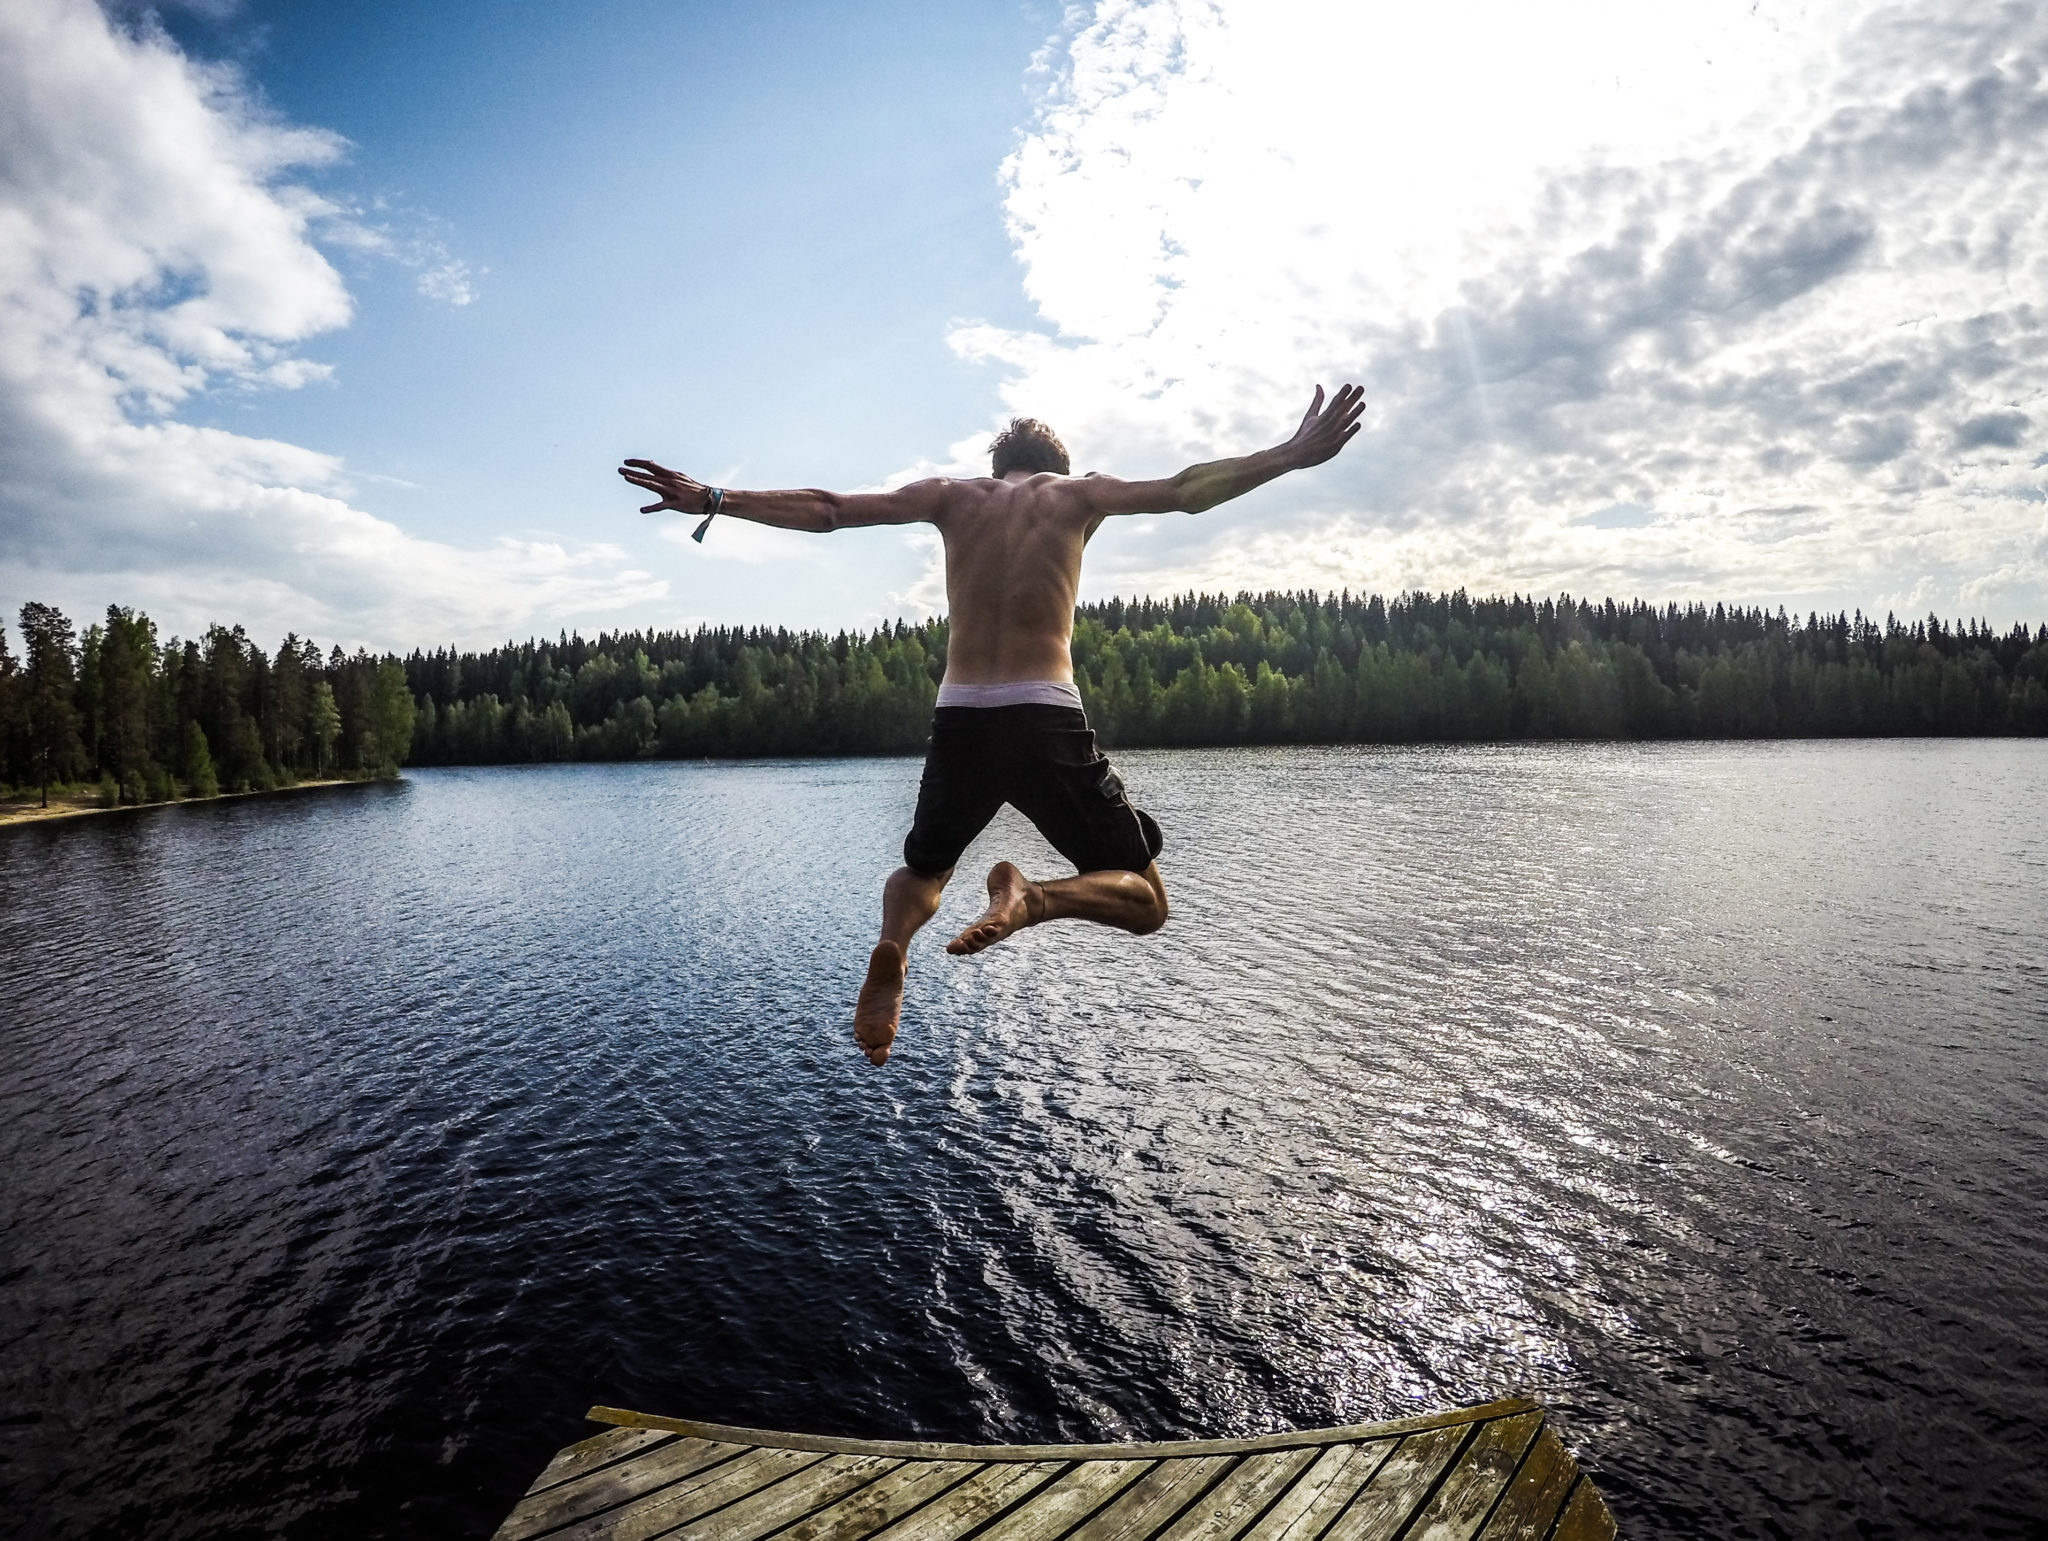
[316,200,483,307]
[963,0,2048,624]
[0,0,653,649]
[414,258,477,307]
[885,526,949,619]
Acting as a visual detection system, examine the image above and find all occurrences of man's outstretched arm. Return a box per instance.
[1082,383,1366,517]
[619,460,951,531]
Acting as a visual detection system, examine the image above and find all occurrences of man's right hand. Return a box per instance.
[619,458,714,515]
[1281,383,1367,468]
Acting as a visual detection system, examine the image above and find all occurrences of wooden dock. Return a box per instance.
[491,1397,1616,1541]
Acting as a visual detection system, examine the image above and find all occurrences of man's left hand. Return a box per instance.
[1283,384,1367,468]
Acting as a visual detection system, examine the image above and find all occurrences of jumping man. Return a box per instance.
[620,383,1366,1065]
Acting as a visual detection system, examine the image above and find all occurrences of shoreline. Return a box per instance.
[0,777,380,828]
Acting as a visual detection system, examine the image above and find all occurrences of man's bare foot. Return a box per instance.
[946,861,1043,955]
[854,941,905,1065]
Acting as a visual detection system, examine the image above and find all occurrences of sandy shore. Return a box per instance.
[0,778,369,827]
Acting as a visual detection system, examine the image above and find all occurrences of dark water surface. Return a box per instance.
[2,743,2045,1538]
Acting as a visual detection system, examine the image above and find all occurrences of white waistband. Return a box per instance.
[935,679,1084,710]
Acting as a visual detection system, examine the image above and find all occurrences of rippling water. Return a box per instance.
[2,742,2044,1538]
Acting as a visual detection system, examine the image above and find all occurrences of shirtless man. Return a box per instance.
[620,382,1365,1065]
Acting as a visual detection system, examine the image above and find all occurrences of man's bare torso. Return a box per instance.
[931,471,1102,686]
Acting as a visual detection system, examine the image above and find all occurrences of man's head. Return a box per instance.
[989,418,1070,478]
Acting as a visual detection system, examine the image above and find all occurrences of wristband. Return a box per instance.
[692,487,725,544]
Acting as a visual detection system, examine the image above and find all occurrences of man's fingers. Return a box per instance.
[1287,383,1366,464]
[1298,382,1367,442]
[621,454,707,513]
[1322,385,1365,432]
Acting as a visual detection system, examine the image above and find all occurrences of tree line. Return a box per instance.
[7,591,2043,807]
[1,602,414,808]
[401,590,2048,764]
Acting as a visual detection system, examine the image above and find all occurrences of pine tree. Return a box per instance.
[0,624,19,789]
[19,603,84,807]
[99,606,159,800]
[307,681,341,777]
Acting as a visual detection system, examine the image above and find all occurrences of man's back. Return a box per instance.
[933,473,1096,686]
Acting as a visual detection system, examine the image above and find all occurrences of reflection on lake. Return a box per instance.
[1,742,2044,1538]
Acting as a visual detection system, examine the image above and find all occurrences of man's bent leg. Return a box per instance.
[947,861,1167,956]
[855,864,952,1065]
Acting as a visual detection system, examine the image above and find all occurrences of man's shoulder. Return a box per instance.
[933,472,1094,508]
[996,471,1105,502]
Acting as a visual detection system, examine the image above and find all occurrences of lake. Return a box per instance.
[1,742,2044,1538]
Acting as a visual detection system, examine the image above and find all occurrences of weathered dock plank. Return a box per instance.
[1322,1425,1471,1541]
[584,1399,1541,1462]
[521,1426,676,1500]
[544,1445,823,1541]
[1240,1442,1393,1540]
[1156,1447,1318,1541]
[1475,1426,1579,1541]
[863,1461,1065,1541]
[1549,1478,1619,1541]
[1065,1454,1234,1539]
[974,1458,1152,1540]
[770,1459,983,1541]
[494,1437,742,1541]
[1404,1410,1543,1541]
[666,1453,904,1541]
[498,1398,1618,1541]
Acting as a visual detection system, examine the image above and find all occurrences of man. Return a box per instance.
[621,382,1366,1065]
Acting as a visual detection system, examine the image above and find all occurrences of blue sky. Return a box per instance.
[141,0,1056,629]
[153,0,1046,523]
[3,0,2045,652]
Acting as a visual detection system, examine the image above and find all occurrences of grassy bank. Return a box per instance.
[0,776,375,828]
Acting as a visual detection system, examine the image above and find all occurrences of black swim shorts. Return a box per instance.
[902,705,1164,876]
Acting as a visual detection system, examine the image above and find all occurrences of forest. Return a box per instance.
[6,590,2044,806]
[401,590,2048,763]
[2,602,414,807]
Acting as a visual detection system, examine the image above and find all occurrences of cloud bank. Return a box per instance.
[0,0,659,649]
[964,0,2048,623]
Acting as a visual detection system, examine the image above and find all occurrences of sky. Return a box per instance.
[2,0,2045,654]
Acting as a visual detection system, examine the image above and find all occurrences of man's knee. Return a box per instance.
[887,863,950,911]
[1129,872,1168,934]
